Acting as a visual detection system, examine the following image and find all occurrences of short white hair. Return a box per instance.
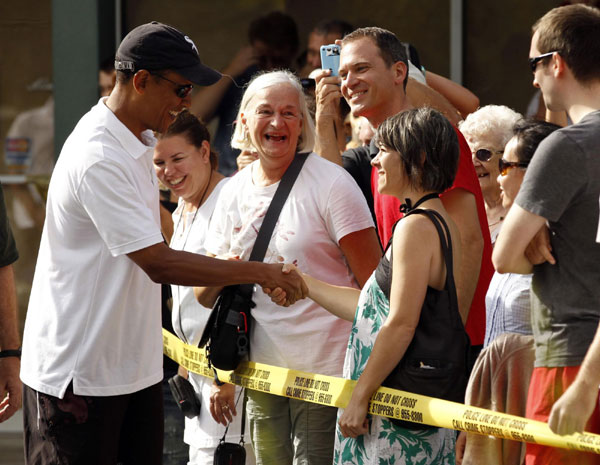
[231,70,316,153]
[459,105,522,148]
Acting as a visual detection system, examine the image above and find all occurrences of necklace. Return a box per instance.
[399,192,440,214]
[173,169,213,245]
[172,169,213,343]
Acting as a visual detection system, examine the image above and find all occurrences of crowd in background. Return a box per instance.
[1,2,600,465]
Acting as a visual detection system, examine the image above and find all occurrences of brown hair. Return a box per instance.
[533,4,600,83]
[341,27,409,90]
[160,110,218,170]
[375,108,458,192]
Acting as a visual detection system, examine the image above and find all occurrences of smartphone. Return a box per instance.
[320,44,341,76]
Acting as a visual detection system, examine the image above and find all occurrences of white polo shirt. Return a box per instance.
[21,98,164,398]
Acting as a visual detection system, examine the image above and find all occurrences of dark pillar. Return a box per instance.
[52,0,117,157]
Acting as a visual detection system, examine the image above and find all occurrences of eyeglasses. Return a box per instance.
[151,73,194,99]
[498,158,529,176]
[474,148,503,162]
[528,51,558,73]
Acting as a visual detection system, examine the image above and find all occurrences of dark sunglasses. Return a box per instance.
[528,51,558,73]
[498,158,529,176]
[151,73,194,99]
[474,148,503,162]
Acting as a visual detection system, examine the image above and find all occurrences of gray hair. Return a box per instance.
[459,105,522,149]
[231,70,316,153]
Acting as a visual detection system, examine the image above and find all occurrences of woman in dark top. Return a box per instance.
[270,107,462,464]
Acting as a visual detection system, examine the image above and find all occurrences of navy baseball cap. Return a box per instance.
[115,22,221,86]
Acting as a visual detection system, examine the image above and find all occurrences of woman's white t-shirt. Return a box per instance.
[205,153,374,377]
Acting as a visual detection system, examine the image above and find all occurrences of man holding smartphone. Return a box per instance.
[20,22,305,465]
[314,27,493,351]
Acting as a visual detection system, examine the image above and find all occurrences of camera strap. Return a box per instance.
[238,152,310,299]
[219,388,247,446]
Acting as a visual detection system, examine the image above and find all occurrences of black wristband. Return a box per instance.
[0,348,21,359]
[213,369,225,386]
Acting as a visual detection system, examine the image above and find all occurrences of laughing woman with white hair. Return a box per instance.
[197,70,381,465]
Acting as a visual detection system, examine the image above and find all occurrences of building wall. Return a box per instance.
[0,1,53,331]
[126,0,558,114]
[0,0,53,172]
[463,0,556,113]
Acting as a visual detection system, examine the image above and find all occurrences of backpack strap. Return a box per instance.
[238,152,309,299]
[403,208,459,313]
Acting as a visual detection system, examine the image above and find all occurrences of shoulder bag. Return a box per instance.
[199,153,309,371]
[382,207,471,429]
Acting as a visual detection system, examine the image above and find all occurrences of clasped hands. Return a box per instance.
[263,263,303,307]
[214,254,307,306]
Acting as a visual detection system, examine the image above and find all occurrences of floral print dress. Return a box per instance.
[333,273,456,465]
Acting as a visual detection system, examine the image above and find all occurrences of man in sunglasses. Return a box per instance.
[493,5,600,464]
[19,22,306,465]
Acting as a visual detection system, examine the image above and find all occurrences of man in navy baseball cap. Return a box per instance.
[115,21,221,86]
[20,21,306,465]
[108,21,223,136]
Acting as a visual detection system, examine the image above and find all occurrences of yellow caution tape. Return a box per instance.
[163,329,600,454]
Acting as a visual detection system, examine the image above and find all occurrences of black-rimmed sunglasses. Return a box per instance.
[474,148,503,162]
[151,73,194,99]
[528,51,558,73]
[498,158,529,176]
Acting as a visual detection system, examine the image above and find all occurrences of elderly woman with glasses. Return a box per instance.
[457,118,561,465]
[197,70,381,465]
[459,105,522,242]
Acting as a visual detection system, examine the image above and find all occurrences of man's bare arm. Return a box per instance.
[549,321,600,435]
[0,264,22,422]
[524,225,556,266]
[441,188,482,322]
[425,71,480,119]
[493,204,547,274]
[406,77,462,126]
[128,242,307,303]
